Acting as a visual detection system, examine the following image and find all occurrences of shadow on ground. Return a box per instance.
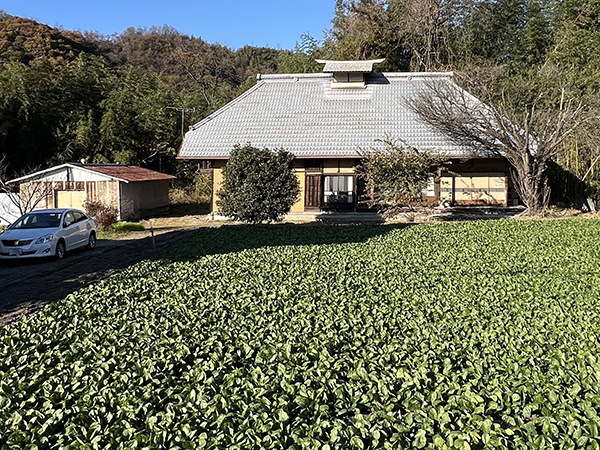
[0,229,195,326]
[432,206,526,221]
[156,202,211,218]
[156,222,412,263]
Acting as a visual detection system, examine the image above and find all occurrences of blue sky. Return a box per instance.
[1,0,337,50]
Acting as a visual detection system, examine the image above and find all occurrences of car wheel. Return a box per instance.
[87,231,97,250]
[55,240,66,261]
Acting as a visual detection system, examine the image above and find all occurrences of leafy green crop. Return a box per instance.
[2,219,600,449]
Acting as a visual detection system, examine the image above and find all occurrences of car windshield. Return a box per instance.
[10,212,63,229]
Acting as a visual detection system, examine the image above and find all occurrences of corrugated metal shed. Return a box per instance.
[178,72,479,160]
[82,165,175,183]
[10,163,174,184]
[10,164,174,220]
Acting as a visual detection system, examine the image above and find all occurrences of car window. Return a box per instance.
[10,212,62,229]
[73,211,86,222]
[10,215,35,229]
[63,211,75,227]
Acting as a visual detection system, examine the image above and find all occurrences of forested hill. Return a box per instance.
[0,12,282,178]
[0,14,100,65]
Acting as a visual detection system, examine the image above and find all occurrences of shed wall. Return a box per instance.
[119,180,171,220]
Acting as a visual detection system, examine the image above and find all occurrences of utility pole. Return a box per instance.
[167,107,196,138]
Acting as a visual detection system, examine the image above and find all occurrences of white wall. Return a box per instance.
[0,193,21,225]
[22,166,112,183]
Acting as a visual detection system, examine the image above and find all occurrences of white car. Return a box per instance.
[0,209,98,260]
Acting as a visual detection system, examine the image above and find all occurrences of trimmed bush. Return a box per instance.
[217,144,300,223]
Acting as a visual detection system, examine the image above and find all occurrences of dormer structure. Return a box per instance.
[316,58,385,89]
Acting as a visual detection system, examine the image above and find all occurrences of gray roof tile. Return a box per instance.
[178,71,480,159]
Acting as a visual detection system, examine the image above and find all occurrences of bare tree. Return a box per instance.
[400,0,464,72]
[358,138,447,217]
[409,78,586,215]
[0,156,54,223]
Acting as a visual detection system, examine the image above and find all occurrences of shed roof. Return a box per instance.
[81,164,174,182]
[177,71,482,160]
[10,163,174,184]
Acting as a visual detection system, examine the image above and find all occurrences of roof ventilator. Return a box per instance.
[316,58,385,89]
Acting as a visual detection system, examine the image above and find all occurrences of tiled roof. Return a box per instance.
[178,71,482,160]
[82,164,175,182]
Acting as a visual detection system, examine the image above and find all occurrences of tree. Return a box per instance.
[453,0,526,65]
[217,145,300,223]
[98,68,180,168]
[329,0,413,71]
[358,138,446,216]
[329,0,469,72]
[0,155,53,223]
[279,34,325,74]
[0,60,58,171]
[394,0,465,71]
[410,74,587,215]
[52,54,113,164]
[517,0,552,67]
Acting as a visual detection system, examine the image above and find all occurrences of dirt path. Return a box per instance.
[0,228,197,327]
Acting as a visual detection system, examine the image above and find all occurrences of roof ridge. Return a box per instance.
[258,73,331,80]
[80,163,132,167]
[258,72,454,80]
[8,162,78,184]
[382,71,454,78]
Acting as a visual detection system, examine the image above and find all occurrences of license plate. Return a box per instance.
[9,248,22,256]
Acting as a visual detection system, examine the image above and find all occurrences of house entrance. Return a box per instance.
[305,175,322,209]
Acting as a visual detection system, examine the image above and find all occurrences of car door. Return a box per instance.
[72,211,89,248]
[61,211,80,249]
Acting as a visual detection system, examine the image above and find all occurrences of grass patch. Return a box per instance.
[2,219,600,447]
[111,221,146,232]
[97,222,146,239]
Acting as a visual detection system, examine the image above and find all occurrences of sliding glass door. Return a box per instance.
[323,175,354,209]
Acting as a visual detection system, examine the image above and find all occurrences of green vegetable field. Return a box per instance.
[2,219,600,449]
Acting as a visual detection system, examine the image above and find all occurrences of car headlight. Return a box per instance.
[35,234,54,244]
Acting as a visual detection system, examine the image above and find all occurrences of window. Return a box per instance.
[305,159,323,171]
[324,175,354,204]
[10,212,62,229]
[333,72,365,83]
[332,72,366,88]
[421,177,435,197]
[63,212,75,227]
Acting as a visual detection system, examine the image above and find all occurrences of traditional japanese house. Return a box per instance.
[177,59,515,213]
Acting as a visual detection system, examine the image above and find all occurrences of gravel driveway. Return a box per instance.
[0,228,196,327]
